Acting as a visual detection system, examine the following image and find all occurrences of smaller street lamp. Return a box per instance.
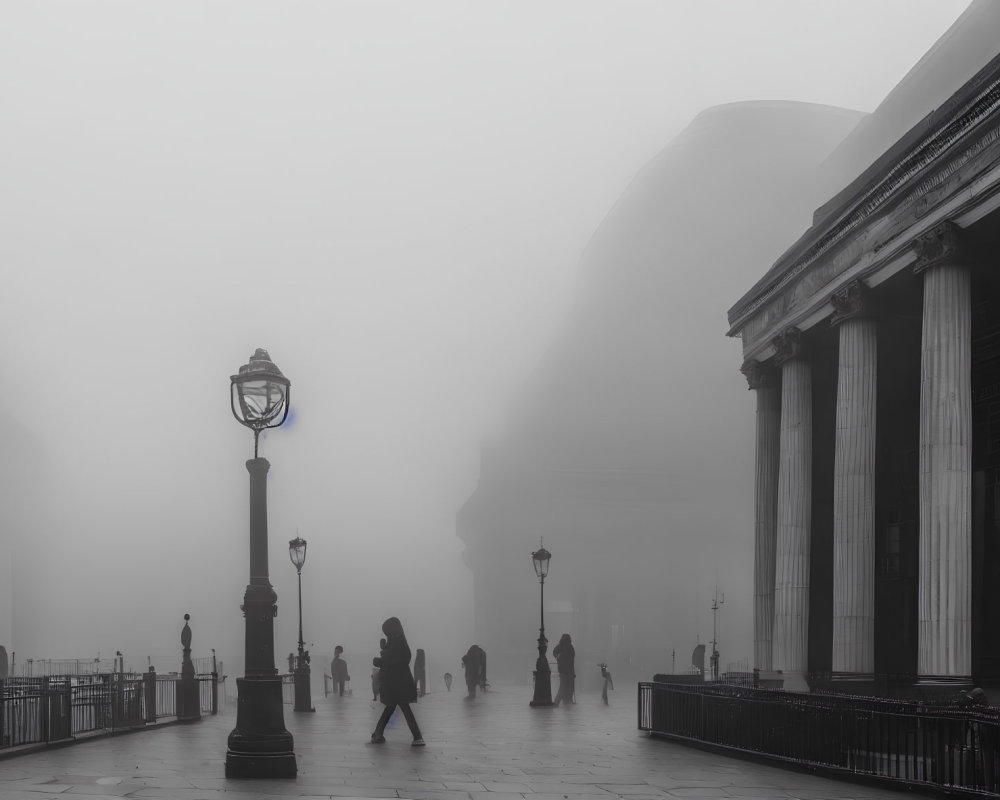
[289,535,314,712]
[529,542,553,707]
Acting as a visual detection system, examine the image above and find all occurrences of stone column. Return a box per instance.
[772,328,812,691]
[742,359,780,672]
[912,221,972,681]
[830,281,877,675]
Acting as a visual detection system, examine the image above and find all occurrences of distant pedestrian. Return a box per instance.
[370,617,424,746]
[599,663,614,705]
[552,634,576,706]
[443,672,453,691]
[330,645,349,697]
[461,644,485,699]
[414,648,426,697]
[370,666,381,705]
[371,637,386,705]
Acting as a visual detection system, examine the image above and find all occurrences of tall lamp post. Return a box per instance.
[225,348,297,779]
[288,536,314,712]
[529,542,553,707]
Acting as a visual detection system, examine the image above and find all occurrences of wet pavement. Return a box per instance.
[0,684,935,799]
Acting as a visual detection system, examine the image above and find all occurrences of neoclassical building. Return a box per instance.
[729,32,1000,691]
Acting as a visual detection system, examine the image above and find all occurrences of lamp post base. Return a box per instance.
[225,751,298,779]
[225,677,296,778]
[530,652,553,707]
[177,678,201,722]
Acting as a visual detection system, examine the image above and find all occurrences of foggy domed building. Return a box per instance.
[458,99,865,684]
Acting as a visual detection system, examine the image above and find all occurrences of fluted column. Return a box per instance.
[830,282,877,675]
[742,360,781,672]
[772,328,812,691]
[912,222,972,681]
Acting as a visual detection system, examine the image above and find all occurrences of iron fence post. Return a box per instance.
[61,679,72,740]
[41,677,50,743]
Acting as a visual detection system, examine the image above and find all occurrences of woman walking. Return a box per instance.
[461,644,485,699]
[370,617,424,746]
[552,633,576,706]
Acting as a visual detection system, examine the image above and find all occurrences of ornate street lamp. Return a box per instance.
[225,348,297,779]
[288,535,314,712]
[529,541,553,707]
[230,348,291,458]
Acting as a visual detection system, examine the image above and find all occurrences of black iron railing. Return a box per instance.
[0,671,223,750]
[638,681,1000,796]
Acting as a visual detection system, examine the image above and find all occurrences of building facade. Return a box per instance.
[729,41,1000,692]
[458,100,866,685]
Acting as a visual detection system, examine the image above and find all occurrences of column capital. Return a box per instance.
[772,327,804,366]
[741,359,777,390]
[830,280,874,326]
[912,221,971,274]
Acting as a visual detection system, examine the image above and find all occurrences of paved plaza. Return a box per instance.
[0,685,935,800]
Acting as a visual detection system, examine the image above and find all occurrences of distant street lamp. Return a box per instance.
[288,535,314,712]
[710,588,725,681]
[224,348,297,779]
[529,542,553,707]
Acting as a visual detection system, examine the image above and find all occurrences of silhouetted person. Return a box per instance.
[462,644,485,699]
[371,637,386,705]
[330,645,349,697]
[443,672,453,691]
[599,662,614,705]
[414,648,426,697]
[552,633,575,706]
[370,617,424,746]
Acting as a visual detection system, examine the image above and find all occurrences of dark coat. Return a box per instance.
[553,638,575,676]
[462,645,485,687]
[331,655,349,682]
[372,617,417,705]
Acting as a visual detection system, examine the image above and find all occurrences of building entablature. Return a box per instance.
[728,50,1000,364]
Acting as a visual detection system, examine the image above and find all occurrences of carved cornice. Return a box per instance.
[830,280,873,325]
[727,51,1000,334]
[912,220,971,274]
[771,328,804,366]
[741,359,777,390]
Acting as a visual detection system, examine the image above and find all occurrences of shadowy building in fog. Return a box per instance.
[729,0,1000,694]
[458,97,867,684]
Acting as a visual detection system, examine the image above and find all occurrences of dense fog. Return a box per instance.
[0,1,970,683]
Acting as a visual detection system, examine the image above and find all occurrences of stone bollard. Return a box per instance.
[144,667,157,723]
[176,614,201,722]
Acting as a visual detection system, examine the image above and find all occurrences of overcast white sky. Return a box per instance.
[0,1,972,673]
